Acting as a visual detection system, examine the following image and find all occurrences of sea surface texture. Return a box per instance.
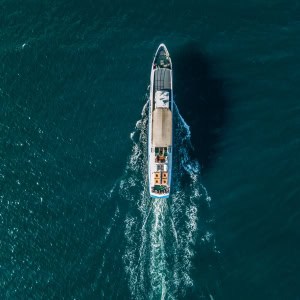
[0,1,299,299]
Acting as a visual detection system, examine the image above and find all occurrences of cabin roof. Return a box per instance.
[152,108,172,147]
[154,69,172,91]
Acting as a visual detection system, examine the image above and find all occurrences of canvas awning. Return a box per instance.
[152,108,172,147]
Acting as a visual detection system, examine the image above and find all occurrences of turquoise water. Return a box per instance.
[1,1,299,299]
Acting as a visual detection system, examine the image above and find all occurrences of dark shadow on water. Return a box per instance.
[173,43,228,171]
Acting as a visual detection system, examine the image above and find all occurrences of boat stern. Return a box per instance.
[150,191,170,199]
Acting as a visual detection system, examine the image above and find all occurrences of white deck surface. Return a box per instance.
[155,91,170,108]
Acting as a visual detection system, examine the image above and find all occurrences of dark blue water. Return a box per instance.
[1,1,299,299]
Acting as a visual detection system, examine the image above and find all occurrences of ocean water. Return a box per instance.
[0,0,299,299]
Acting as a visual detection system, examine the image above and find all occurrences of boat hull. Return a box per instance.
[148,44,173,198]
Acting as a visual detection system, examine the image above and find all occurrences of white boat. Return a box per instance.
[148,44,173,198]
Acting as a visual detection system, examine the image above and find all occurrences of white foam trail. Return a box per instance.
[149,199,167,298]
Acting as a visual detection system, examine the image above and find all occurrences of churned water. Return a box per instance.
[0,0,299,299]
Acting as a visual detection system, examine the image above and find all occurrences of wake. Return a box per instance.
[114,98,214,299]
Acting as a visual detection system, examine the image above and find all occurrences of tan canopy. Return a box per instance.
[152,108,172,147]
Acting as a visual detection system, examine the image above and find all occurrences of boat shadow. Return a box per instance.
[173,43,228,172]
